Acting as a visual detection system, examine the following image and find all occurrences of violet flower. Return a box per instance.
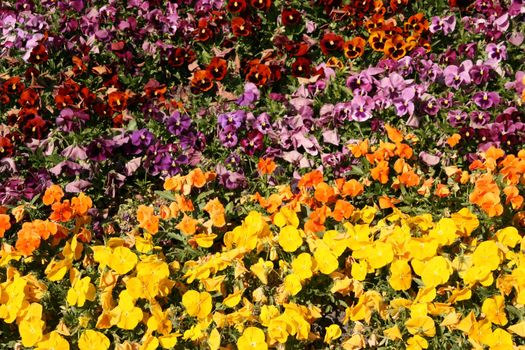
[473,91,501,110]
[86,138,116,162]
[236,82,260,106]
[218,110,245,129]
[56,108,90,132]
[393,87,416,117]
[469,111,491,127]
[443,64,471,89]
[350,95,374,122]
[486,42,507,61]
[219,125,239,148]
[447,110,468,127]
[430,15,456,35]
[166,111,192,136]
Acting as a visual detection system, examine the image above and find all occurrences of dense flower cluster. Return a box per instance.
[0,0,524,348]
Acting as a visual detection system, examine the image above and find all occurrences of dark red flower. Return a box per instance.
[18,89,39,107]
[285,41,310,57]
[291,57,312,78]
[231,17,252,37]
[320,33,344,56]
[0,94,9,105]
[211,11,228,26]
[55,94,74,110]
[72,56,87,75]
[3,77,24,95]
[194,19,214,42]
[144,80,167,99]
[191,70,215,94]
[227,0,247,13]
[207,57,228,81]
[28,44,48,64]
[22,116,48,140]
[168,48,186,67]
[93,103,111,118]
[24,66,40,81]
[79,87,96,106]
[390,0,408,12]
[281,9,302,27]
[251,0,272,11]
[246,64,271,86]
[0,136,14,158]
[108,91,128,112]
[184,48,197,65]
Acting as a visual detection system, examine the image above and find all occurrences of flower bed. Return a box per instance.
[0,0,524,348]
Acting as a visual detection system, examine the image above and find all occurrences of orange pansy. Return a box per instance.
[341,179,364,198]
[50,200,73,222]
[314,182,336,203]
[370,160,390,184]
[176,214,199,236]
[43,184,64,206]
[0,214,11,238]
[203,198,226,228]
[258,158,277,175]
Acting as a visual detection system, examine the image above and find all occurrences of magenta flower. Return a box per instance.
[350,95,374,122]
[486,42,507,61]
[472,92,501,110]
[430,15,456,35]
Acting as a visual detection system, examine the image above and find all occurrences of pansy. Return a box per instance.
[472,91,500,110]
[281,8,302,27]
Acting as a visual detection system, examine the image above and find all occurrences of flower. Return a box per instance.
[78,330,110,350]
[344,37,366,59]
[182,290,212,319]
[237,327,267,350]
[207,57,228,81]
[486,42,507,61]
[281,8,302,27]
[191,70,215,93]
[320,33,343,56]
[324,324,342,343]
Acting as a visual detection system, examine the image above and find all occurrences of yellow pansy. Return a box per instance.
[451,208,479,236]
[273,207,299,228]
[351,260,368,281]
[481,295,508,326]
[44,258,71,281]
[260,305,280,326]
[250,258,273,284]
[366,241,394,270]
[66,276,96,307]
[420,256,452,287]
[111,290,144,330]
[383,325,402,340]
[406,335,428,350]
[18,303,44,347]
[283,273,302,296]
[472,241,501,271]
[237,327,268,350]
[182,290,212,319]
[324,324,342,344]
[496,227,521,248]
[428,218,457,246]
[223,289,243,308]
[405,315,436,337]
[407,237,438,261]
[314,245,339,274]
[291,253,313,280]
[108,246,138,275]
[35,331,70,350]
[389,259,412,290]
[78,330,110,350]
[208,328,220,350]
[268,317,291,343]
[278,225,303,252]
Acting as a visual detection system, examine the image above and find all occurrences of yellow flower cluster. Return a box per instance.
[0,169,524,349]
